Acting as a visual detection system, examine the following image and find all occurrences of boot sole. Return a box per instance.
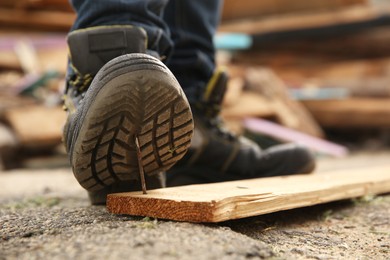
[69,54,193,192]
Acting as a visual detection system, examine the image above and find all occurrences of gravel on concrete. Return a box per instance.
[1,152,390,259]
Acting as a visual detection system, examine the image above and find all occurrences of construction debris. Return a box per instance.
[3,105,66,148]
[0,0,74,31]
[1,0,390,171]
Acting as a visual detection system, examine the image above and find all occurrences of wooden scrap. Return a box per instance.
[302,98,390,128]
[244,117,348,157]
[107,165,390,222]
[0,95,37,114]
[221,72,277,134]
[0,0,73,11]
[245,68,324,138]
[270,57,390,98]
[233,55,390,100]
[14,40,41,74]
[221,91,277,134]
[234,26,390,65]
[222,92,275,118]
[3,105,66,148]
[0,8,75,30]
[222,76,245,106]
[222,0,368,21]
[0,51,22,71]
[219,5,390,35]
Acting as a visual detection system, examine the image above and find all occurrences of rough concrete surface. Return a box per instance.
[1,152,389,259]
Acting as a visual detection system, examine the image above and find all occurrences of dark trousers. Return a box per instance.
[70,0,223,102]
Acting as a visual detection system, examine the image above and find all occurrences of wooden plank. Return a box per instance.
[0,8,75,30]
[107,165,390,222]
[0,96,37,115]
[219,6,390,35]
[0,0,73,11]
[302,98,390,128]
[233,26,390,65]
[264,57,390,88]
[221,92,275,118]
[245,68,324,138]
[222,0,368,21]
[3,105,66,148]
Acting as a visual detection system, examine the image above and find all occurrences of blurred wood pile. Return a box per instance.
[219,0,390,143]
[1,0,390,169]
[0,0,70,169]
[0,0,74,30]
[0,18,69,168]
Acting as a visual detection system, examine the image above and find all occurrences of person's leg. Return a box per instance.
[163,0,223,103]
[163,0,316,186]
[63,0,194,204]
[71,0,172,55]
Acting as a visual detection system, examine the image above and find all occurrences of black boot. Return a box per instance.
[62,26,193,204]
[167,70,315,186]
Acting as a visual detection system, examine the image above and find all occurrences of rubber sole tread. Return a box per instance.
[69,55,193,192]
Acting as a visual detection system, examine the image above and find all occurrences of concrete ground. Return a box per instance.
[1,152,389,259]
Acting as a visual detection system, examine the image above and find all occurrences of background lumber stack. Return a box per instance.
[1,0,390,169]
[302,99,390,128]
[218,0,390,141]
[0,0,74,30]
[222,0,368,21]
[3,106,66,148]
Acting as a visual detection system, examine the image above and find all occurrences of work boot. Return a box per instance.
[62,26,193,204]
[167,69,315,186]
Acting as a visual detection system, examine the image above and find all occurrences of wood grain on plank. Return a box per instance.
[107,165,390,222]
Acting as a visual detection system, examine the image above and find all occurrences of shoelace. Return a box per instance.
[68,72,93,94]
[196,102,237,141]
[62,72,89,112]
